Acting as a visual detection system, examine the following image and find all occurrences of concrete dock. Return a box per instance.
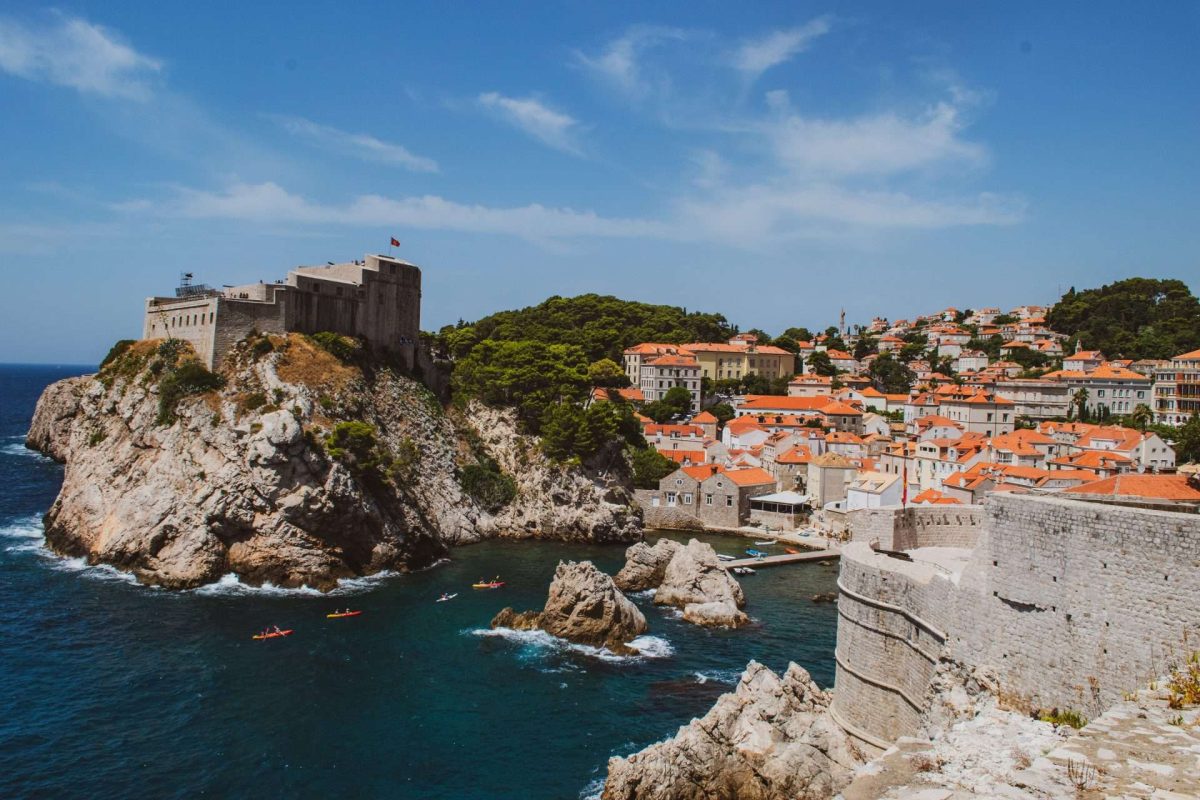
[723,549,840,569]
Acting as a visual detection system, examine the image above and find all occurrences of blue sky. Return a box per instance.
[1,2,1197,364]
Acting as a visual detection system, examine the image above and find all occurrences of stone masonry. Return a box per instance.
[831,492,1200,753]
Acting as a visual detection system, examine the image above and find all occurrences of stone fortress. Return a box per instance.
[142,254,421,369]
[831,491,1200,754]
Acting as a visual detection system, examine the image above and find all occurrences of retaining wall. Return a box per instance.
[832,492,1200,750]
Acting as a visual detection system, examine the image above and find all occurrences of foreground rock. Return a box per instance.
[613,538,682,592]
[654,539,748,628]
[490,560,647,654]
[26,335,642,590]
[603,661,860,799]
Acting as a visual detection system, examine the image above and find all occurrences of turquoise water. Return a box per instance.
[0,365,839,799]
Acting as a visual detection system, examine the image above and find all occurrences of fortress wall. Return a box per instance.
[143,297,220,369]
[848,505,983,551]
[953,493,1200,715]
[832,493,1200,747]
[211,296,287,369]
[833,545,958,749]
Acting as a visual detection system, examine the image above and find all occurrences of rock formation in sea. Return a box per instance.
[653,539,748,628]
[26,335,642,590]
[490,560,647,654]
[613,538,682,592]
[602,661,861,800]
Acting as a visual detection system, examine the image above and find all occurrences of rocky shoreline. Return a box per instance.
[26,335,642,590]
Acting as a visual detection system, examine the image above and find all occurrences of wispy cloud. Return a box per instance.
[119,178,1020,249]
[477,93,582,155]
[764,97,987,177]
[269,115,438,172]
[0,13,161,100]
[732,17,832,79]
[573,25,688,98]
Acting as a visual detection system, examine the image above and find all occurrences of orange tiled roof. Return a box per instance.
[691,411,718,423]
[659,449,706,464]
[647,354,700,367]
[722,467,777,486]
[1064,474,1200,501]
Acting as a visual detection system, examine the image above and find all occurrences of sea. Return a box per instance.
[0,364,839,800]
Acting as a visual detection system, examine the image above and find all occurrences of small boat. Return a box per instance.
[745,548,767,558]
[436,593,458,602]
[785,548,800,555]
[732,567,756,575]
[754,540,774,546]
[472,582,505,589]
[326,610,362,619]
[252,629,293,640]
[717,554,736,562]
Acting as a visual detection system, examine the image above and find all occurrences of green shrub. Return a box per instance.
[251,336,274,357]
[630,446,676,489]
[242,392,268,412]
[157,362,226,425]
[87,429,107,447]
[389,438,420,482]
[1036,708,1087,729]
[325,421,388,475]
[1168,651,1200,709]
[461,463,516,511]
[272,388,285,404]
[308,332,361,363]
[99,340,136,370]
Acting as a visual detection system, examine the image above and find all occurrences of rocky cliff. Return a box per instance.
[26,335,642,589]
[603,661,861,800]
[491,560,647,654]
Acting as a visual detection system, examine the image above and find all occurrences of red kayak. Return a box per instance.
[326,611,362,619]
[252,629,294,640]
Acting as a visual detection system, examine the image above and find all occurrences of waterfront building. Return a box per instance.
[1153,348,1200,426]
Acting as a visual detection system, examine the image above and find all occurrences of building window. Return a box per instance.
[667,492,677,506]
[726,496,734,507]
[676,479,683,486]
[705,493,713,505]
[683,493,693,505]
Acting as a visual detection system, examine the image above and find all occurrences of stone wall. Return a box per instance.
[634,489,707,531]
[848,505,983,550]
[831,492,1200,750]
[211,295,288,369]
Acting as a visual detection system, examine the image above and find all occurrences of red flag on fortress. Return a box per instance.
[390,237,400,247]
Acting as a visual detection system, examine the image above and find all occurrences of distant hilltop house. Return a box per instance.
[142,254,421,370]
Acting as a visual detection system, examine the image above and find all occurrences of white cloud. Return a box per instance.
[732,17,832,79]
[0,13,161,100]
[477,93,582,155]
[675,183,1023,243]
[270,115,438,172]
[153,181,670,241]
[123,179,1020,250]
[766,100,987,177]
[573,25,687,98]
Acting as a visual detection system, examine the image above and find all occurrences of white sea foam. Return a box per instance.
[0,443,54,462]
[0,515,44,540]
[629,588,657,600]
[190,569,404,597]
[692,669,741,685]
[471,627,673,662]
[578,777,605,800]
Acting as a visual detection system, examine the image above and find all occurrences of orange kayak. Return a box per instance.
[252,629,294,640]
[785,548,800,555]
[326,611,362,619]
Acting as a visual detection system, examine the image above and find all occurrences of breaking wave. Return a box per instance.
[191,569,406,597]
[471,627,674,662]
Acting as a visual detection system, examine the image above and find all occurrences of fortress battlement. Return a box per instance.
[142,254,421,369]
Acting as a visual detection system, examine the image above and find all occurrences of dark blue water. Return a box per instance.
[0,364,838,799]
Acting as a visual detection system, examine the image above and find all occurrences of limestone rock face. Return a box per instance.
[465,403,643,545]
[603,661,861,800]
[491,560,647,654]
[25,336,642,590]
[614,538,682,592]
[655,539,748,627]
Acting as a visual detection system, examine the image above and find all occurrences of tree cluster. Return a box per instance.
[1048,278,1200,359]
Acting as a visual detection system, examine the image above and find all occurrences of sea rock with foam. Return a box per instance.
[491,560,647,655]
[653,539,748,628]
[613,538,681,592]
[602,660,859,800]
[25,335,642,590]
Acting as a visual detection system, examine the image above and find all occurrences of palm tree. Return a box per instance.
[1072,388,1090,422]
[1130,403,1153,431]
